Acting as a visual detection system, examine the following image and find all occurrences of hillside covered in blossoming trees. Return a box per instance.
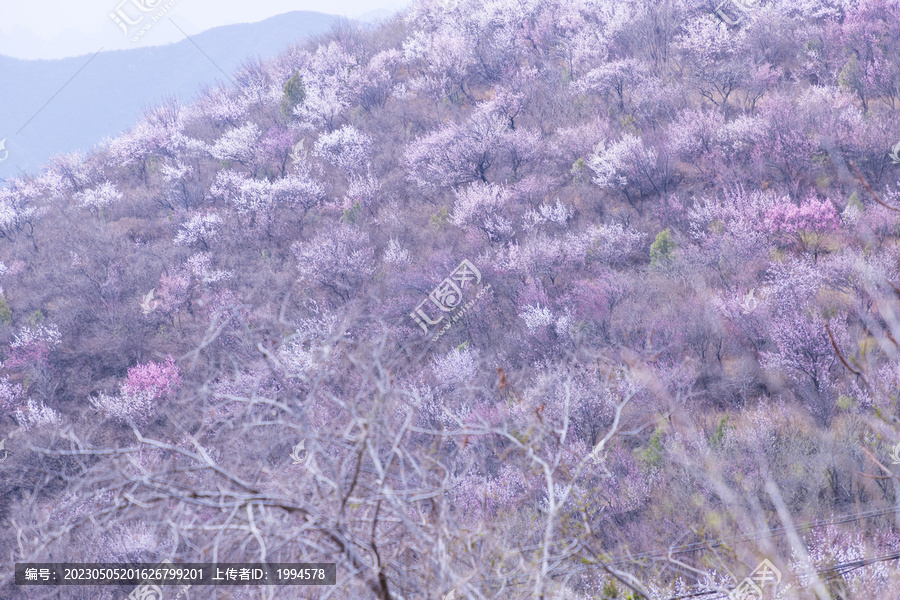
[2,0,900,598]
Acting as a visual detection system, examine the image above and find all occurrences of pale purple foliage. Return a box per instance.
[156,271,191,313]
[383,238,412,267]
[208,169,324,231]
[89,390,156,425]
[761,260,839,422]
[0,181,39,241]
[503,235,582,278]
[106,120,168,169]
[160,161,194,183]
[288,42,356,130]
[292,226,375,300]
[276,310,340,378]
[688,187,781,258]
[405,108,509,190]
[575,59,647,110]
[314,125,373,175]
[519,304,556,332]
[451,181,514,238]
[0,376,25,412]
[11,324,61,350]
[589,134,655,189]
[41,151,101,199]
[207,122,261,164]
[355,49,401,111]
[450,464,529,520]
[173,211,223,247]
[259,126,295,166]
[791,525,900,594]
[582,223,645,266]
[14,398,61,431]
[523,198,574,229]
[75,182,122,211]
[185,252,232,285]
[5,341,52,372]
[191,87,253,126]
[431,347,480,388]
[345,171,380,209]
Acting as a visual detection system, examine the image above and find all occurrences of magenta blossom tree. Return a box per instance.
[124,356,182,403]
[765,197,841,258]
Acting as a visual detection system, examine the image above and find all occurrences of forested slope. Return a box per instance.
[2,1,900,598]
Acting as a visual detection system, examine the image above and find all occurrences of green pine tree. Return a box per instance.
[650,228,675,268]
[281,70,307,120]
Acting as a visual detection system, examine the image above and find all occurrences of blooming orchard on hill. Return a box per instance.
[1,0,900,598]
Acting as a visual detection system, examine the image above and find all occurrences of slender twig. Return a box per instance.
[860,446,898,480]
[848,160,900,212]
[825,321,873,396]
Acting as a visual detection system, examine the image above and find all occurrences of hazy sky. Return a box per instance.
[0,0,411,59]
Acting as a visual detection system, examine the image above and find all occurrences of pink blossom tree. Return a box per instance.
[90,357,181,424]
[588,133,671,213]
[155,271,192,319]
[405,106,509,190]
[173,210,223,250]
[354,49,402,113]
[0,375,25,417]
[829,0,900,111]
[314,125,373,177]
[123,356,182,402]
[208,169,324,239]
[450,181,516,244]
[762,260,840,425]
[764,196,841,259]
[292,225,375,303]
[288,41,356,131]
[0,178,41,250]
[675,17,749,116]
[575,59,647,113]
[206,122,261,168]
[258,126,297,178]
[106,99,191,182]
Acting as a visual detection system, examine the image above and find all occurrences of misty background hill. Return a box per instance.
[0,10,344,181]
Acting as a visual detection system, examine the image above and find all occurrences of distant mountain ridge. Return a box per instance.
[0,10,344,181]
